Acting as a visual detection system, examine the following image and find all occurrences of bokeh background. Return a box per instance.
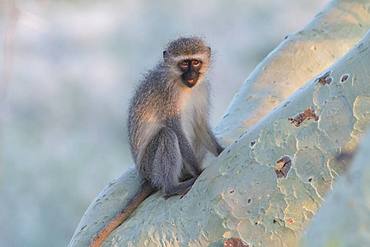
[0,0,327,246]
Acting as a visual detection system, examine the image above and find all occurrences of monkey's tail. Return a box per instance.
[90,182,155,247]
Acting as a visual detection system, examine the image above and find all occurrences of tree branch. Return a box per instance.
[217,0,370,143]
[69,0,370,246]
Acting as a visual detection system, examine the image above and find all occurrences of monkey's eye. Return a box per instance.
[192,60,202,67]
[179,61,189,70]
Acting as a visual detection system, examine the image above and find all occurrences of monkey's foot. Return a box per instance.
[164,177,196,199]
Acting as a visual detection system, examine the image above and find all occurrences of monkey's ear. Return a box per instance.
[163,50,168,61]
[207,46,212,58]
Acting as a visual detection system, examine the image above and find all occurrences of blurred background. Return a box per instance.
[0,0,327,246]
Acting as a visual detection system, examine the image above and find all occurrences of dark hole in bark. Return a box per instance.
[340,74,349,82]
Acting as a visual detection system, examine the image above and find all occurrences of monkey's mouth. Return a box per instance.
[182,79,197,88]
[182,73,199,88]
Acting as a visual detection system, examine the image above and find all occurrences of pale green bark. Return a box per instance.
[301,131,370,247]
[69,0,370,246]
[217,0,370,143]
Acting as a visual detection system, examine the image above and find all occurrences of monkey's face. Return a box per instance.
[162,37,211,87]
[178,59,202,88]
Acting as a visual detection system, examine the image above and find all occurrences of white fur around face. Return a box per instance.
[179,81,209,147]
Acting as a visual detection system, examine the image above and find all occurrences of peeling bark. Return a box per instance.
[274,156,292,178]
[288,108,319,127]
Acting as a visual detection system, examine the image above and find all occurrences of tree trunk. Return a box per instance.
[69,0,370,246]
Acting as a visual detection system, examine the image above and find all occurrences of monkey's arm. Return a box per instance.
[194,120,224,156]
[89,182,155,247]
[206,127,224,156]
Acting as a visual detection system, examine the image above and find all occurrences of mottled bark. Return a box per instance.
[302,131,370,246]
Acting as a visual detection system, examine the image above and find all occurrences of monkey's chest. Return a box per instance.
[178,88,207,147]
[180,103,197,146]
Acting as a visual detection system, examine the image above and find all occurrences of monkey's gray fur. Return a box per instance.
[90,37,223,247]
[128,36,223,196]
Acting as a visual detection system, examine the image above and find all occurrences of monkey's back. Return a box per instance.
[128,63,178,165]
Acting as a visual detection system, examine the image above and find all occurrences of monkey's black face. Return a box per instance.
[178,59,202,88]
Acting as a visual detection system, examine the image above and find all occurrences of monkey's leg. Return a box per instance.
[179,141,203,177]
[150,127,197,198]
[169,121,203,177]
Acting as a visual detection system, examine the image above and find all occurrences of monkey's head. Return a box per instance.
[163,37,211,88]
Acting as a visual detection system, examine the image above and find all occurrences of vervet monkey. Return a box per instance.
[90,36,223,247]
